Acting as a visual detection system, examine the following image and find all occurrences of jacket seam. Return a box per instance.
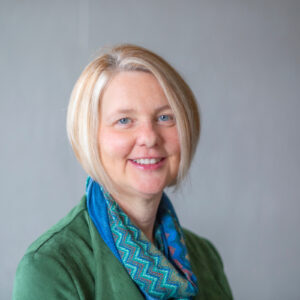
[32,207,87,254]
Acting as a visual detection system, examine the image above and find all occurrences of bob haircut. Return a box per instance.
[67,44,200,193]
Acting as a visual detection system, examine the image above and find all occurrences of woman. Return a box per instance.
[13,44,233,299]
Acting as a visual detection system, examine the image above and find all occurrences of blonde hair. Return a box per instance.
[67,44,200,193]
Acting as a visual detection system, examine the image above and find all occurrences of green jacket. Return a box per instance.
[13,197,233,299]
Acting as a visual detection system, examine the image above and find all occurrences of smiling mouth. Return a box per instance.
[131,158,164,165]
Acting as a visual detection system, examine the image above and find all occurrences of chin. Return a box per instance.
[133,176,177,197]
[133,181,166,197]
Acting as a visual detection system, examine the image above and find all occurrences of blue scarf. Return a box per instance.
[86,178,198,299]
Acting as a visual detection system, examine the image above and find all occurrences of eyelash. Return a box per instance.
[158,114,174,122]
[116,114,175,127]
[118,117,131,125]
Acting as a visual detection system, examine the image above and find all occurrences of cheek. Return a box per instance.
[165,130,181,175]
[99,130,134,158]
[165,129,181,155]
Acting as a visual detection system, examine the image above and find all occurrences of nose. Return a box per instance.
[136,121,160,148]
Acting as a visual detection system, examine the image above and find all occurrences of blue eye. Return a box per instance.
[118,117,130,125]
[158,115,172,122]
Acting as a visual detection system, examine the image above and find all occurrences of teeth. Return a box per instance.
[133,158,162,165]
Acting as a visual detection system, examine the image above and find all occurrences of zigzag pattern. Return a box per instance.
[102,189,198,300]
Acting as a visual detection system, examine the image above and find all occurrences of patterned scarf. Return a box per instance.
[86,178,198,299]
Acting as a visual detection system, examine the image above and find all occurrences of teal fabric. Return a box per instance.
[13,196,233,300]
[87,178,198,299]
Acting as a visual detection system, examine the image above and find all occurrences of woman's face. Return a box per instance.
[98,71,180,199]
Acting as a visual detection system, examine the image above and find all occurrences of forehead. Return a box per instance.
[101,71,170,113]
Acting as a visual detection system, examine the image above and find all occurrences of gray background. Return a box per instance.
[1,0,300,299]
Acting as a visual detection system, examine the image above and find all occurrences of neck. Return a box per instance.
[111,191,162,243]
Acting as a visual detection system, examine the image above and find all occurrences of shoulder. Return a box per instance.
[25,196,90,256]
[13,196,94,300]
[182,228,224,269]
[182,228,233,299]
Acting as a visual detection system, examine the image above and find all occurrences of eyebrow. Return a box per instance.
[112,104,172,115]
[155,104,172,113]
